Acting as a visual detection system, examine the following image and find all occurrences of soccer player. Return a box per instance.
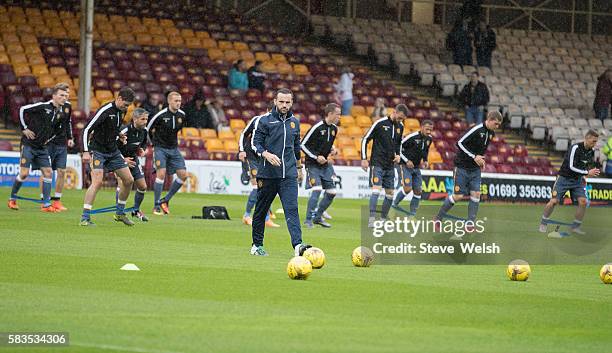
[39,84,74,211]
[8,83,70,212]
[539,130,600,235]
[238,113,280,228]
[393,120,433,215]
[80,87,135,226]
[250,88,312,256]
[434,111,502,228]
[361,104,408,227]
[117,108,150,222]
[146,92,188,215]
[301,102,340,228]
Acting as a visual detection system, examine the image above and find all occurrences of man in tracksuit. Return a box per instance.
[41,87,74,211]
[146,92,188,215]
[118,108,149,222]
[250,88,312,256]
[301,103,340,228]
[393,120,434,216]
[361,104,408,227]
[238,112,280,228]
[80,87,135,226]
[434,111,502,234]
[539,130,600,235]
[8,83,70,213]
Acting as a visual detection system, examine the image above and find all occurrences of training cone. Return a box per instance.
[120,263,140,271]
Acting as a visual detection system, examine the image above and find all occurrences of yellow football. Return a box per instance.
[506,259,531,281]
[600,263,612,284]
[303,247,326,269]
[352,246,374,267]
[287,256,313,280]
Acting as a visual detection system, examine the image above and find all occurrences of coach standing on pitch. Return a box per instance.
[250,88,312,256]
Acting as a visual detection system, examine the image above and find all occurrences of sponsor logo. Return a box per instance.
[290,122,296,129]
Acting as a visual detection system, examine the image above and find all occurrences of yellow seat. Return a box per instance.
[230,119,246,131]
[152,35,169,46]
[428,149,443,164]
[224,50,240,62]
[300,123,312,136]
[206,139,225,152]
[13,63,31,76]
[340,115,355,126]
[240,51,255,61]
[200,128,218,140]
[180,29,195,38]
[24,44,42,55]
[255,52,270,62]
[119,33,136,43]
[109,15,124,24]
[126,16,141,26]
[95,90,114,104]
[2,33,20,44]
[0,52,9,64]
[218,41,233,50]
[31,64,49,76]
[355,115,372,128]
[260,61,276,73]
[136,34,153,45]
[270,53,286,63]
[195,31,210,39]
[6,43,24,54]
[404,118,420,131]
[293,64,309,75]
[218,129,235,141]
[165,27,180,37]
[234,42,249,51]
[37,74,54,88]
[336,135,353,147]
[10,53,27,64]
[49,66,67,76]
[89,97,100,111]
[142,18,158,27]
[351,105,366,116]
[277,62,292,74]
[346,126,363,137]
[224,140,239,153]
[208,48,224,60]
[159,19,174,27]
[182,127,200,140]
[201,38,217,49]
[184,37,201,48]
[342,147,360,160]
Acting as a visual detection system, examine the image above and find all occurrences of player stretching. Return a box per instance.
[238,113,280,228]
[146,92,189,215]
[434,111,501,230]
[393,120,433,215]
[301,103,340,228]
[250,88,311,256]
[8,83,69,212]
[80,87,135,226]
[39,84,74,211]
[118,108,150,222]
[539,130,600,235]
[361,104,408,227]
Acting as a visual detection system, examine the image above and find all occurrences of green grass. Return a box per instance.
[0,187,610,353]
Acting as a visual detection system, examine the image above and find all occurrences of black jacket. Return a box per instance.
[146,107,188,149]
[49,101,73,146]
[559,142,595,180]
[251,107,301,179]
[459,81,490,107]
[247,66,265,91]
[301,120,338,167]
[361,116,404,169]
[183,101,214,129]
[239,114,264,159]
[474,27,496,53]
[19,100,65,148]
[118,122,147,159]
[82,102,125,153]
[454,123,494,170]
[400,131,432,166]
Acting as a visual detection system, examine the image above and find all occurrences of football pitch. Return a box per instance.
[0,187,610,353]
